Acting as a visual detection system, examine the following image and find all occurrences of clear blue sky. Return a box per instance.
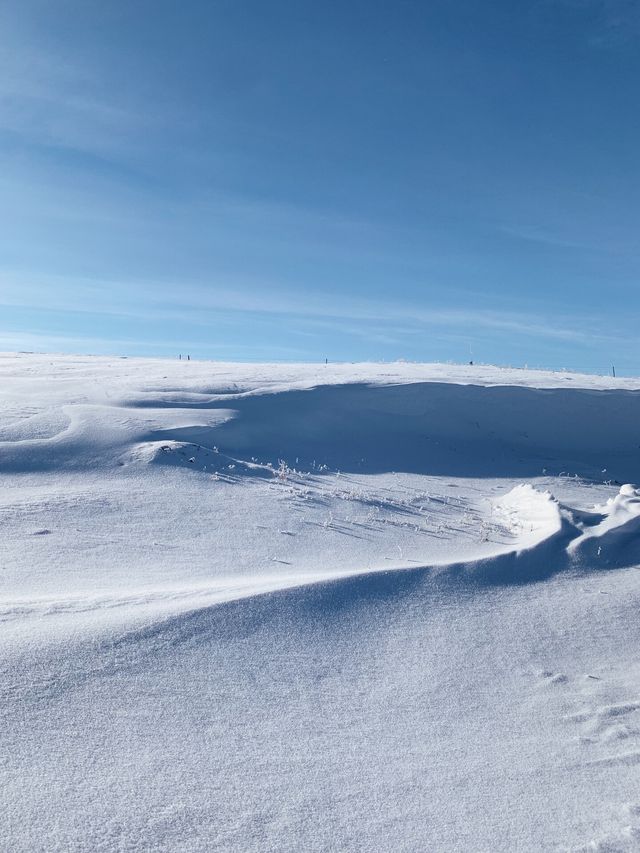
[1,0,639,370]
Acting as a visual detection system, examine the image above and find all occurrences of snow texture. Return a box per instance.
[2,352,640,851]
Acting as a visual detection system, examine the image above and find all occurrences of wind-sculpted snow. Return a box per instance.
[2,483,637,634]
[199,382,640,480]
[2,353,640,852]
[3,379,640,481]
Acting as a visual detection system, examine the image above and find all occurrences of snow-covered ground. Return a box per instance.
[2,352,640,851]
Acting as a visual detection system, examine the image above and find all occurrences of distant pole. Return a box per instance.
[325,357,328,365]
[612,365,616,378]
[179,354,181,360]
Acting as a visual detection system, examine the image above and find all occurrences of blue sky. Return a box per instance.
[1,0,640,369]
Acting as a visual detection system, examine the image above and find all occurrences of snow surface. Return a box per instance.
[2,352,640,851]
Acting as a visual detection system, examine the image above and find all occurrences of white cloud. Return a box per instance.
[0,269,610,347]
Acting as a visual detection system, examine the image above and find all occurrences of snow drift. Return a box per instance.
[2,354,640,852]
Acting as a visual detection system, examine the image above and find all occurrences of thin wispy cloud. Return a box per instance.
[0,270,613,350]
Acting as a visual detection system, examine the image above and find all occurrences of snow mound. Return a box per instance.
[421,482,640,585]
[128,440,276,480]
[492,484,563,550]
[569,484,640,565]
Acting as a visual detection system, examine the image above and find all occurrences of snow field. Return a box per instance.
[2,353,640,851]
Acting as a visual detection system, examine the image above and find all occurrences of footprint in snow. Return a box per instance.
[565,701,640,728]
[564,697,640,761]
[538,670,569,686]
[565,802,640,852]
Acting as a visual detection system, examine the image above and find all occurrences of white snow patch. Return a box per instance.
[492,483,563,549]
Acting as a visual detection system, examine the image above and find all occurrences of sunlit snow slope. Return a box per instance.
[2,353,640,852]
